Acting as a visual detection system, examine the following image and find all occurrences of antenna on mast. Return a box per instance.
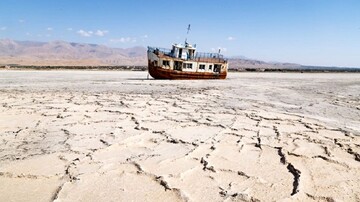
[185,24,191,44]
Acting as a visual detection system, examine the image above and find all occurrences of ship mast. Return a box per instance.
[185,24,191,45]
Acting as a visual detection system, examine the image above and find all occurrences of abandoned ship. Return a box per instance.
[147,42,228,79]
[147,25,228,80]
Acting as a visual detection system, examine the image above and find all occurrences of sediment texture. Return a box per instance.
[0,71,359,201]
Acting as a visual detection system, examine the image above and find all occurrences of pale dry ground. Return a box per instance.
[0,71,359,202]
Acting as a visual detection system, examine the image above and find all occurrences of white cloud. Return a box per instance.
[0,26,6,31]
[227,36,235,41]
[26,32,31,36]
[94,30,109,36]
[47,27,53,31]
[110,37,137,43]
[77,29,108,37]
[67,28,73,31]
[77,29,92,37]
[19,19,25,23]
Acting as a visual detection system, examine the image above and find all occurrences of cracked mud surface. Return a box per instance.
[1,71,360,201]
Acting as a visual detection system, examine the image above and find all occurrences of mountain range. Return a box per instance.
[0,39,147,66]
[0,39,301,69]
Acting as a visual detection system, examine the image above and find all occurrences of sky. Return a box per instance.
[0,0,359,67]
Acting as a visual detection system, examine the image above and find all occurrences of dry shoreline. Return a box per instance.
[0,71,359,201]
[1,65,360,73]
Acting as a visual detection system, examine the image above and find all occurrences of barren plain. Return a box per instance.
[0,71,359,201]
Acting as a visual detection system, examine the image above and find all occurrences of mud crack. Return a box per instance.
[275,147,286,164]
[200,157,216,172]
[287,163,301,196]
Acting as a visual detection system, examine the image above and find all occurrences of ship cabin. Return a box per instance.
[148,43,228,74]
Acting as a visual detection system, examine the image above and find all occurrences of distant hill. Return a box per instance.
[0,39,301,68]
[227,57,300,70]
[0,39,147,66]
[1,39,357,71]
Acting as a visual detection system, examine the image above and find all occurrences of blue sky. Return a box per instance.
[0,0,359,67]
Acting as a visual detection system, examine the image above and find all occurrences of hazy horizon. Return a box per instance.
[0,0,359,67]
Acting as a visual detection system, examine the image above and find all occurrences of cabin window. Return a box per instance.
[186,63,193,69]
[174,61,182,70]
[189,50,194,59]
[214,64,221,72]
[178,49,183,58]
[209,65,213,70]
[162,60,170,67]
[199,64,205,70]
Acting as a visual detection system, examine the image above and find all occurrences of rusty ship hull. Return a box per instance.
[148,61,227,80]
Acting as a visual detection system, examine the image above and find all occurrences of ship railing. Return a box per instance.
[148,46,227,63]
[148,46,173,56]
[195,52,227,63]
